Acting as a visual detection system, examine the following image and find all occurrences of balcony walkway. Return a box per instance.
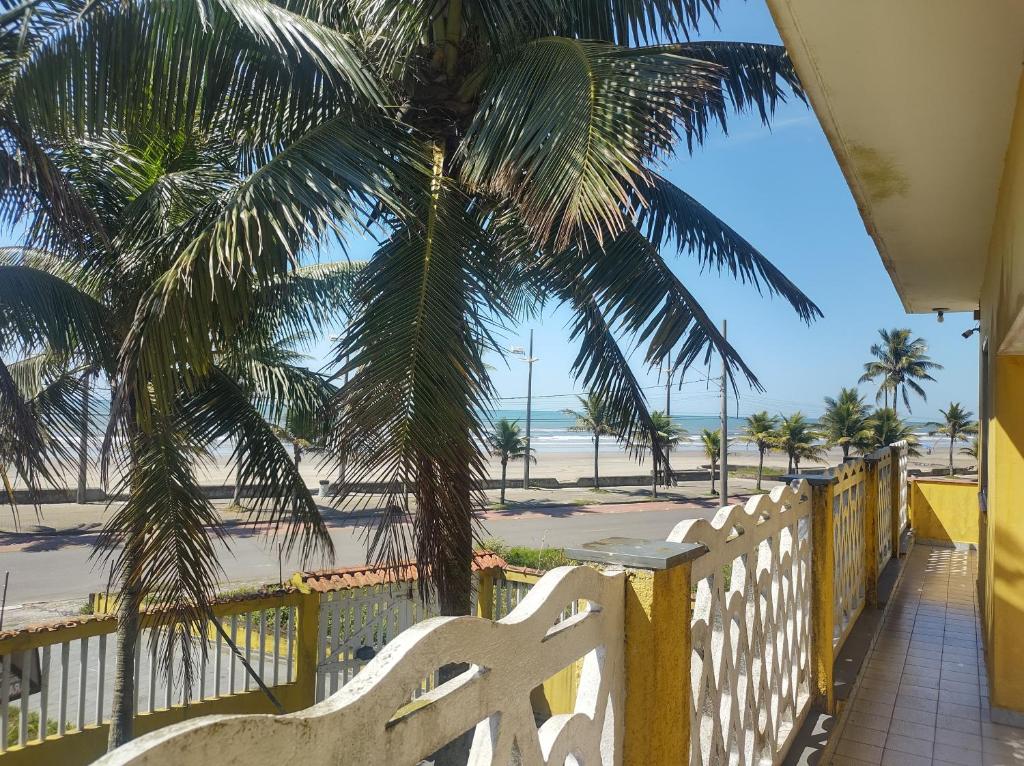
[833,545,1024,765]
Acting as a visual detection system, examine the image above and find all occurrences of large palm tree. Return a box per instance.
[651,409,685,489]
[564,392,620,490]
[486,418,533,504]
[858,408,921,456]
[700,427,721,495]
[775,412,825,473]
[2,0,821,640]
[741,410,777,490]
[859,329,943,414]
[821,387,873,460]
[961,436,979,461]
[0,129,360,747]
[932,402,978,476]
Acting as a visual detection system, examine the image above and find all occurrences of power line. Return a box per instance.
[493,377,717,402]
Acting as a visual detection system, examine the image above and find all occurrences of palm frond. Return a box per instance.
[555,225,760,390]
[561,289,659,465]
[119,118,429,418]
[94,402,226,692]
[663,42,804,127]
[327,151,493,606]
[460,38,730,247]
[0,355,52,508]
[180,367,333,563]
[13,0,382,141]
[631,171,820,321]
[0,260,110,361]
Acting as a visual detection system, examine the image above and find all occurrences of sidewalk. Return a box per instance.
[0,476,776,535]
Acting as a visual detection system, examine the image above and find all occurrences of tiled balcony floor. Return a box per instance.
[833,545,1024,765]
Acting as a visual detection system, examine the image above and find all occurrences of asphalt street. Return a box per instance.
[0,502,719,616]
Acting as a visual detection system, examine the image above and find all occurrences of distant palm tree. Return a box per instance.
[700,428,721,495]
[859,328,943,414]
[651,410,686,489]
[741,411,778,490]
[564,393,619,490]
[822,387,874,460]
[960,436,980,461]
[859,408,921,456]
[932,402,978,476]
[775,412,825,472]
[487,419,533,504]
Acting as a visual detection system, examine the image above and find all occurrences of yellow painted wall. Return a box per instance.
[910,479,980,546]
[979,70,1024,715]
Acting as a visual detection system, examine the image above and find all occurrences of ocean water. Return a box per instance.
[491,410,770,454]
[486,409,952,455]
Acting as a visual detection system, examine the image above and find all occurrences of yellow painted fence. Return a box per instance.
[0,556,584,766]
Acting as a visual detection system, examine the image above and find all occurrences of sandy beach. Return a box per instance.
[39,440,975,493]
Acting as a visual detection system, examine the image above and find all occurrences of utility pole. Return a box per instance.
[76,370,92,504]
[523,330,536,489]
[720,319,729,505]
[664,364,672,417]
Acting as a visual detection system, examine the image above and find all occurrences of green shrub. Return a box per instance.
[5,708,72,746]
[479,538,570,571]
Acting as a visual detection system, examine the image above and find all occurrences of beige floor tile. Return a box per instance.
[887,718,936,742]
[886,732,935,758]
[881,750,932,766]
[836,737,884,764]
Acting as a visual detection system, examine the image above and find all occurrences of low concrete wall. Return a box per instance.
[910,478,981,547]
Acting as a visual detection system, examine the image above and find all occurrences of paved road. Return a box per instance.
[0,500,722,615]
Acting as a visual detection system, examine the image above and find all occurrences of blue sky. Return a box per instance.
[309,0,980,421]
[3,0,975,423]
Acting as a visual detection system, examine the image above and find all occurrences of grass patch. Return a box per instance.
[729,465,786,481]
[479,538,570,571]
[6,709,73,747]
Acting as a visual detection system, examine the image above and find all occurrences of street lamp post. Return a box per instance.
[510,331,539,489]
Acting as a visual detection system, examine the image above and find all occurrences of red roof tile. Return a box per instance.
[296,551,508,593]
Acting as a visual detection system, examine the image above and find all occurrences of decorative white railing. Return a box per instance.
[667,481,813,766]
[869,447,894,574]
[0,595,298,753]
[829,460,867,653]
[95,565,625,766]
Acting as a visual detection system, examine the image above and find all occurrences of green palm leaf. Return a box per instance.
[631,171,821,321]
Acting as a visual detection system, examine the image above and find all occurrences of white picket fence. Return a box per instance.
[0,600,297,753]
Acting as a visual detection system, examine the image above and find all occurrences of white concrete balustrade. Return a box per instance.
[668,480,814,766]
[95,565,625,766]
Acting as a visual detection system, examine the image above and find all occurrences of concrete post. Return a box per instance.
[889,445,902,558]
[566,537,704,766]
[292,591,320,708]
[807,477,837,713]
[475,570,495,620]
[863,456,881,608]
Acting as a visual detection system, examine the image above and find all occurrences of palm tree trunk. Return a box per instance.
[842,444,850,460]
[663,446,672,488]
[949,436,955,476]
[430,448,474,766]
[76,372,91,504]
[593,434,600,490]
[756,448,764,491]
[107,553,142,750]
[500,458,507,504]
[710,459,716,494]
